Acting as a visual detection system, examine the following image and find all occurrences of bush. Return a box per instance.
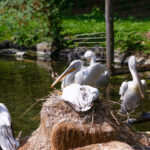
[0,0,66,48]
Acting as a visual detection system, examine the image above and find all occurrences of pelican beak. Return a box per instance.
[135,70,144,99]
[51,66,76,88]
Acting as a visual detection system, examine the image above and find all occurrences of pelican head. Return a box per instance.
[84,51,96,61]
[128,56,137,70]
[51,60,83,88]
[128,56,144,99]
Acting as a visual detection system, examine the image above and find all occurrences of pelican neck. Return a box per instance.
[129,65,139,82]
[90,57,96,65]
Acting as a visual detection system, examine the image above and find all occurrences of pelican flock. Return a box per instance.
[51,59,104,112]
[51,52,148,120]
[0,103,19,150]
[119,56,146,120]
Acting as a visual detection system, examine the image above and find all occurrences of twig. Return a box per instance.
[109,100,121,105]
[16,130,22,141]
[20,98,45,118]
[120,124,146,150]
[109,109,120,125]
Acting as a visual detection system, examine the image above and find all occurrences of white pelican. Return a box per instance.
[52,59,105,89]
[51,60,102,112]
[119,56,146,119]
[0,103,19,150]
[84,50,110,89]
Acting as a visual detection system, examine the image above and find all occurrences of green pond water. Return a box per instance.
[0,57,150,137]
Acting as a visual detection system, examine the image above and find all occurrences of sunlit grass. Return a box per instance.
[62,14,150,52]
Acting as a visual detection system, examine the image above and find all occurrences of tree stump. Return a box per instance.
[18,90,150,150]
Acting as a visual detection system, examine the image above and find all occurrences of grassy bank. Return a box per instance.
[62,14,150,53]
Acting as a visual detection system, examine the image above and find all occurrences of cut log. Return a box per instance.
[74,32,106,37]
[18,90,150,150]
[74,37,106,41]
[113,65,150,75]
[75,42,105,44]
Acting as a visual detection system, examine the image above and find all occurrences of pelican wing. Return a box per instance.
[0,103,19,150]
[61,84,99,112]
[74,70,84,85]
[119,81,128,100]
[75,63,105,87]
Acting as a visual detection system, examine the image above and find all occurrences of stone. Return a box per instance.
[136,57,145,64]
[144,59,150,65]
[36,42,51,52]
[0,49,18,55]
[15,51,26,58]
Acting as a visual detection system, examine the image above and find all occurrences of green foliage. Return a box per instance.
[0,0,50,47]
[0,0,66,48]
[115,31,145,52]
[39,0,66,50]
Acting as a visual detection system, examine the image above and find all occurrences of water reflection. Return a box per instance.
[0,57,50,136]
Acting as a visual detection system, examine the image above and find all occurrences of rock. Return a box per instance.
[37,51,51,57]
[136,57,145,64]
[0,49,18,55]
[74,141,134,150]
[15,51,26,58]
[18,90,150,150]
[144,59,150,65]
[36,42,51,52]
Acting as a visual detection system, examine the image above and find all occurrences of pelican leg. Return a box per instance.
[126,112,130,123]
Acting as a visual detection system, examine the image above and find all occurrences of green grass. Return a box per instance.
[62,15,105,35]
[62,15,150,35]
[62,14,150,53]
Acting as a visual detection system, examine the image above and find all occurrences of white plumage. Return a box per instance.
[61,83,99,112]
[84,50,110,89]
[75,62,106,87]
[119,56,146,117]
[0,103,19,150]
